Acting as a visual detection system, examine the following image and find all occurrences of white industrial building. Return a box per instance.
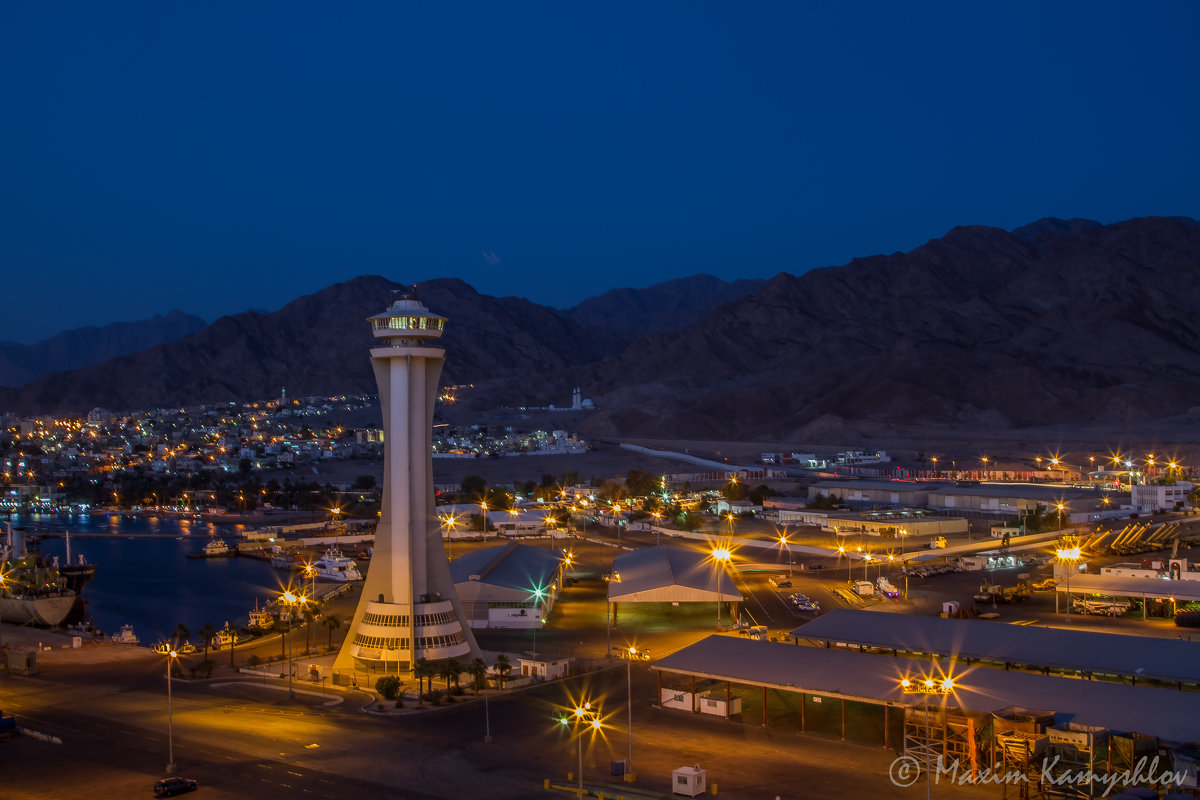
[449,542,568,629]
[1131,482,1194,513]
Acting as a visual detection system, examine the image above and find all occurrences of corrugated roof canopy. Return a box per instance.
[652,635,1200,743]
[1058,573,1200,603]
[608,545,742,604]
[791,608,1200,684]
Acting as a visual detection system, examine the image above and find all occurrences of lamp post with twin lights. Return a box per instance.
[558,701,603,799]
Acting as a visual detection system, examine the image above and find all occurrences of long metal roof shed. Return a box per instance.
[1058,573,1200,604]
[652,635,1200,743]
[608,545,742,604]
[790,608,1200,685]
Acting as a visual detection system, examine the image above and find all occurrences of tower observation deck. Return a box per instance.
[333,292,481,678]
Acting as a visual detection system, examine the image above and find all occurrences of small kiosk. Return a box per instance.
[672,765,706,797]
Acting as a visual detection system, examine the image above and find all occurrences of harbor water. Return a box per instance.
[9,512,292,646]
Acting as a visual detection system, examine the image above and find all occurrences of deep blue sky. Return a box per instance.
[2,2,1198,343]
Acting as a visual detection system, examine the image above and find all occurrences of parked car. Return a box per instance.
[153,777,198,797]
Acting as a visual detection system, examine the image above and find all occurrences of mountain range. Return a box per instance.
[3,215,1199,442]
[0,311,207,387]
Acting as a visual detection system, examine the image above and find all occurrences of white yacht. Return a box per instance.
[311,546,363,582]
[112,624,139,645]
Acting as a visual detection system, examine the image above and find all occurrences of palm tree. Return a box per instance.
[302,607,316,655]
[277,617,289,658]
[322,614,341,651]
[228,622,238,668]
[414,658,433,696]
[470,657,487,694]
[437,658,462,693]
[197,623,216,662]
[173,623,190,649]
[495,653,512,689]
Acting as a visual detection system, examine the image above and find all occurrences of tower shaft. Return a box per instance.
[333,295,480,679]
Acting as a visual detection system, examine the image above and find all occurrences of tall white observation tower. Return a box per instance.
[334,292,481,678]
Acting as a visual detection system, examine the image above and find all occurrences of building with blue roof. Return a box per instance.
[449,542,569,629]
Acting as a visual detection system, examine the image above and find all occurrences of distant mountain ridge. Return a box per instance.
[0,310,207,387]
[3,215,1199,444]
[559,274,766,342]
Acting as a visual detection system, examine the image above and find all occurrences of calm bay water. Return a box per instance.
[11,513,287,645]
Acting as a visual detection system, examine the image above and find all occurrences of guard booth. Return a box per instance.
[671,765,706,797]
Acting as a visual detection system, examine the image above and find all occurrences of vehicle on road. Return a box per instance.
[769,576,792,589]
[153,777,198,797]
[789,593,820,612]
[877,577,900,598]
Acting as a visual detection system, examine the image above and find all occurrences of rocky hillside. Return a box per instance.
[0,310,207,387]
[0,277,623,414]
[566,216,1200,439]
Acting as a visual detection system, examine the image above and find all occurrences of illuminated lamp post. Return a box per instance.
[302,562,317,601]
[281,589,306,697]
[625,644,639,781]
[164,647,179,774]
[1055,544,1080,623]
[711,547,732,627]
[558,702,603,799]
[778,532,793,575]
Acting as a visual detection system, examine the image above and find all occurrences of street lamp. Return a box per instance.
[1056,544,1080,623]
[559,702,603,799]
[711,547,732,627]
[302,562,317,600]
[838,546,850,583]
[442,513,458,560]
[778,532,792,575]
[280,589,307,697]
[164,647,179,774]
[651,511,662,547]
[624,645,640,781]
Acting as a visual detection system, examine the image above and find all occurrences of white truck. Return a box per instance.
[853,580,875,596]
[877,577,900,598]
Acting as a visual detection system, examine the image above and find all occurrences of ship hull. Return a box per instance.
[60,564,97,594]
[0,593,76,626]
